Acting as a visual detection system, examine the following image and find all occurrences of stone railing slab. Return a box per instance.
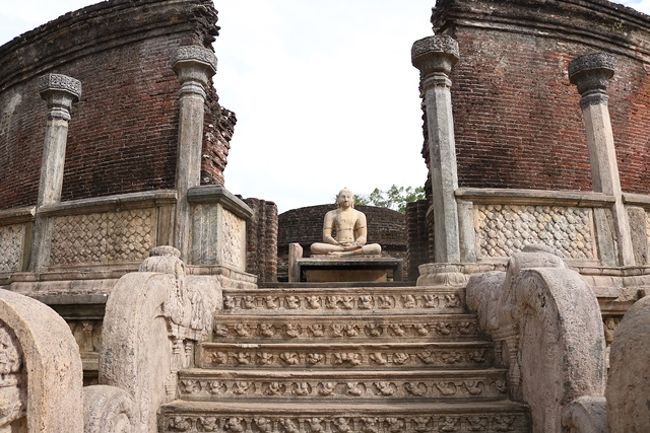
[37,190,177,217]
[455,187,615,207]
[0,206,35,225]
[622,192,650,207]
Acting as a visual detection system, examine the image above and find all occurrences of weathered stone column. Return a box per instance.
[569,53,635,266]
[411,35,461,264]
[30,73,82,271]
[172,46,217,261]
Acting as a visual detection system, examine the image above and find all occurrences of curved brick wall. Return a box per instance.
[430,0,650,194]
[0,0,233,210]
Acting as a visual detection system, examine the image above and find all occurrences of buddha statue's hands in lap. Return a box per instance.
[310,188,382,257]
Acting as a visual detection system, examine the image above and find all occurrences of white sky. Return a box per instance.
[1,0,649,212]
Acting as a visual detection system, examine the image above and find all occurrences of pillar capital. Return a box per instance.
[411,35,459,80]
[38,73,82,121]
[568,53,615,107]
[173,46,217,97]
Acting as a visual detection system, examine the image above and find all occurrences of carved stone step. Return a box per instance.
[177,368,509,401]
[212,314,481,342]
[197,341,494,370]
[220,286,465,315]
[160,400,531,433]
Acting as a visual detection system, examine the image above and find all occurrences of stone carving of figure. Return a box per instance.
[310,188,382,257]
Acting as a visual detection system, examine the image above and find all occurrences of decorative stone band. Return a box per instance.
[173,45,217,98]
[568,52,615,107]
[411,35,459,79]
[38,73,82,121]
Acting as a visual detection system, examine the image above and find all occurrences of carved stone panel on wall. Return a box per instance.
[0,224,25,273]
[474,205,595,260]
[50,209,155,266]
[219,209,246,270]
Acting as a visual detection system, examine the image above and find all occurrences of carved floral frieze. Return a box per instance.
[213,317,479,341]
[163,413,524,433]
[177,375,507,400]
[222,291,463,313]
[199,346,491,369]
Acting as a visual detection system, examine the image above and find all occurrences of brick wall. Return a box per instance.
[428,0,650,194]
[243,197,278,282]
[278,204,407,280]
[0,0,233,210]
[405,200,433,281]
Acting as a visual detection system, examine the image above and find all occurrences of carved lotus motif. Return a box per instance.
[235,352,252,365]
[306,296,321,309]
[361,417,380,433]
[197,417,218,432]
[224,417,245,433]
[207,380,226,395]
[292,382,311,396]
[223,296,237,309]
[285,296,300,309]
[280,352,300,365]
[242,296,255,309]
[423,294,439,308]
[258,352,275,365]
[306,353,324,365]
[439,416,460,432]
[332,417,352,433]
[307,418,325,433]
[401,294,417,308]
[373,381,396,396]
[254,417,273,433]
[264,296,279,309]
[340,296,354,309]
[357,295,372,309]
[392,352,409,364]
[365,324,383,337]
[285,324,302,338]
[259,324,275,337]
[377,295,395,309]
[280,418,300,433]
[404,382,427,396]
[265,382,285,396]
[318,382,336,396]
[386,417,404,433]
[308,324,325,337]
[210,351,227,365]
[435,381,458,396]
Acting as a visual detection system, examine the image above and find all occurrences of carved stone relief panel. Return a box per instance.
[162,412,527,433]
[0,224,25,273]
[50,209,155,266]
[0,320,26,430]
[219,209,246,271]
[474,205,595,260]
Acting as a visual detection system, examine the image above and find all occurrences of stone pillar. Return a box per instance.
[172,46,217,261]
[569,53,635,266]
[30,73,82,271]
[411,36,468,286]
[411,35,461,264]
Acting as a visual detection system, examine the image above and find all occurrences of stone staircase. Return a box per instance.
[160,285,530,433]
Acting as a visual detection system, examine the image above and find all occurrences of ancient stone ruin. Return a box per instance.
[2,0,650,432]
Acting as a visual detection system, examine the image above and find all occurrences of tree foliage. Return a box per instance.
[355,185,425,213]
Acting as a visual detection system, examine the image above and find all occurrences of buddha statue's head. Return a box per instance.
[336,188,355,209]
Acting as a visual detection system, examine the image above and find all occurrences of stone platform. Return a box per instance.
[292,257,403,283]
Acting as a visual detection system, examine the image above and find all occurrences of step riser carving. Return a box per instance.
[162,412,529,433]
[213,316,480,341]
[197,345,493,369]
[177,375,508,401]
[221,289,465,314]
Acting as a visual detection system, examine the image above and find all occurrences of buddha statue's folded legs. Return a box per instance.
[310,242,381,257]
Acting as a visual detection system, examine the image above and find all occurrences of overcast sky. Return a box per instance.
[1,1,649,212]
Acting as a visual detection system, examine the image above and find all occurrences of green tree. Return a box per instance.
[355,185,425,213]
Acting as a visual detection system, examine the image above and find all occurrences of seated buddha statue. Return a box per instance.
[310,188,382,257]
